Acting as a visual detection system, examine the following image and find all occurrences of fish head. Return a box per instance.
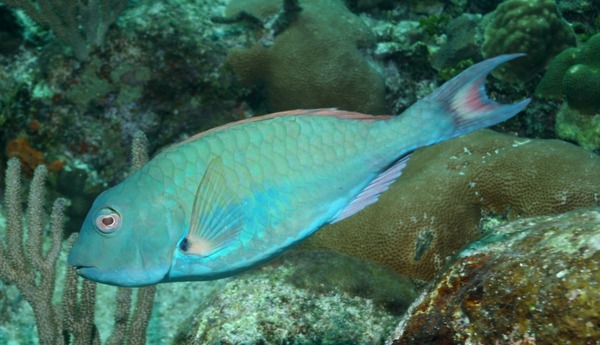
[68,183,185,287]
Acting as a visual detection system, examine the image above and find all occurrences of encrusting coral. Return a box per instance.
[303,130,600,281]
[481,0,575,82]
[554,103,600,151]
[224,0,386,114]
[6,137,64,175]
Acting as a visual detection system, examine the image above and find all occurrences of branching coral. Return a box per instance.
[481,0,575,82]
[0,159,69,345]
[303,130,600,281]
[0,132,155,344]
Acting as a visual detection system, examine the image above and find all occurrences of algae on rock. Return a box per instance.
[389,208,600,345]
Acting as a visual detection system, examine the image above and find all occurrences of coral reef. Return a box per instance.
[534,46,579,100]
[283,251,420,314]
[304,130,600,281]
[562,58,600,116]
[224,0,386,114]
[0,0,245,231]
[388,208,600,345]
[0,0,598,342]
[1,0,242,172]
[174,251,418,344]
[481,0,576,82]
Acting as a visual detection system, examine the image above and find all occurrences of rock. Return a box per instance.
[174,251,419,344]
[388,208,600,345]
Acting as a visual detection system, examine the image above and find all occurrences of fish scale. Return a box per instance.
[68,55,530,286]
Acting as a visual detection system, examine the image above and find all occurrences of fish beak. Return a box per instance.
[73,265,158,287]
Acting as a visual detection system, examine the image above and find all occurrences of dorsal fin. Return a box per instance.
[179,156,245,257]
[331,154,411,224]
[166,109,392,152]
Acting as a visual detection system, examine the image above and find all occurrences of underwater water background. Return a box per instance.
[0,0,599,344]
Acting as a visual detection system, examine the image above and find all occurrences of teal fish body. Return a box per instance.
[68,55,530,287]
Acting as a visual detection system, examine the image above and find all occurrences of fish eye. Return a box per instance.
[94,207,122,234]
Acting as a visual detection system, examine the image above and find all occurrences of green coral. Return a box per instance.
[563,64,600,115]
[534,47,579,99]
[418,14,450,37]
[481,0,575,82]
[437,59,474,82]
[225,0,386,114]
[536,33,600,149]
[537,33,600,115]
[555,104,600,151]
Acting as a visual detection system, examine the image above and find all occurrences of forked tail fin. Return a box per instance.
[331,55,529,225]
[403,54,530,141]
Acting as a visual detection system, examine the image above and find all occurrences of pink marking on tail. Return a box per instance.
[465,80,493,112]
[451,76,495,120]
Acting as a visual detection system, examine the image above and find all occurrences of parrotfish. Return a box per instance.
[68,54,530,287]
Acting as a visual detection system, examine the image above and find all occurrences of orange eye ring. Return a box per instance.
[94,207,122,233]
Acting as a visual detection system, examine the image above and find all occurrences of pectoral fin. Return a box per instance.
[179,156,244,257]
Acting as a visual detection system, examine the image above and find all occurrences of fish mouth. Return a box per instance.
[73,266,122,286]
[73,265,165,287]
[74,266,98,279]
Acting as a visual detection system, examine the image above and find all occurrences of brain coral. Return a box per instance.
[303,130,600,281]
[225,0,386,114]
[389,208,600,344]
[481,0,575,82]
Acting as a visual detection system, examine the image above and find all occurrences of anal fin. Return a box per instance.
[331,154,411,224]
